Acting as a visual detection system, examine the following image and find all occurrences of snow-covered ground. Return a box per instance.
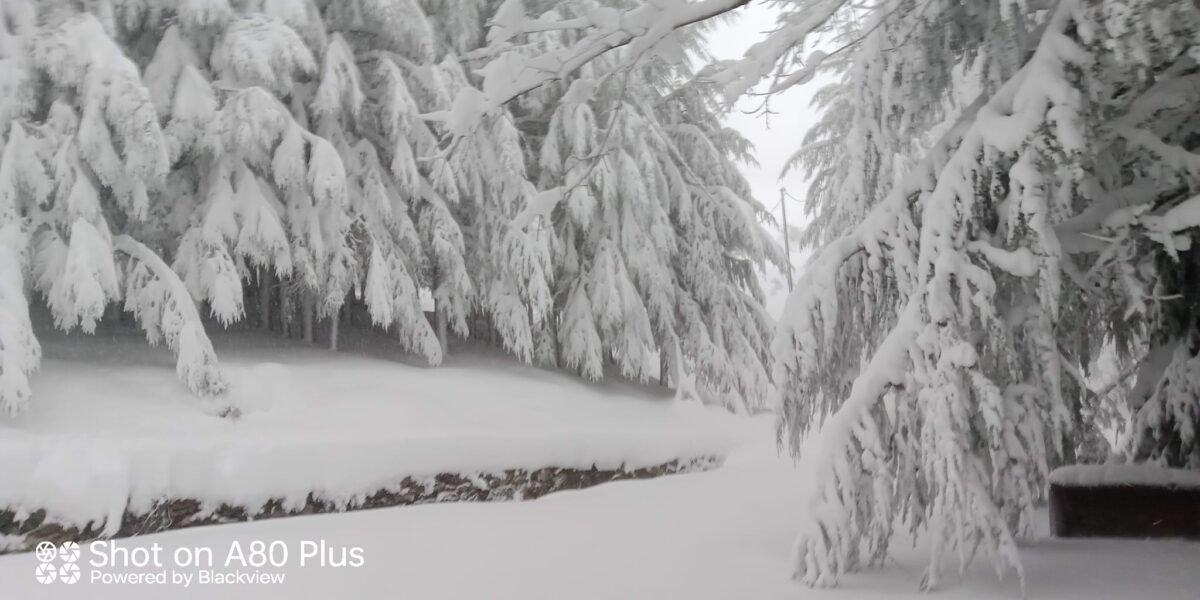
[2,416,1198,599]
[0,324,748,537]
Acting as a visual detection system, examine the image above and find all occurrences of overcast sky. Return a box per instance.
[704,4,825,316]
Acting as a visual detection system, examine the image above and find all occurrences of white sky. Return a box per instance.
[704,4,825,316]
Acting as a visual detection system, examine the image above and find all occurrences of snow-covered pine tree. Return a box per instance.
[150,0,491,363]
[498,0,779,407]
[439,53,554,364]
[314,0,459,361]
[0,0,40,415]
[321,0,556,362]
[655,75,779,410]
[0,0,229,413]
[458,0,1200,590]
[1,0,510,410]
[522,45,668,383]
[761,0,1200,589]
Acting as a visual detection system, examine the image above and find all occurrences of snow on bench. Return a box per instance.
[1049,464,1200,490]
[1048,463,1200,539]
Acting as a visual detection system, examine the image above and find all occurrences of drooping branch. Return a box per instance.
[779,0,1099,588]
[115,235,228,399]
[0,224,40,417]
[714,0,847,98]
[428,0,753,138]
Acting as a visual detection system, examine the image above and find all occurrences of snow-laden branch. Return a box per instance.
[790,299,917,587]
[710,0,845,99]
[966,241,1038,278]
[778,0,1098,587]
[772,91,988,383]
[115,235,228,401]
[431,0,751,136]
[0,224,39,416]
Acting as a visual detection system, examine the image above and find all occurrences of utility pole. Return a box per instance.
[780,187,794,291]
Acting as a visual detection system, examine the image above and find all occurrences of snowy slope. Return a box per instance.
[1,417,1197,599]
[0,325,749,536]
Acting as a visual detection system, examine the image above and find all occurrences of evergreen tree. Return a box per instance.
[1,0,227,413]
[0,0,463,407]
[760,0,1200,589]
[504,0,780,407]
[0,0,773,417]
[461,0,1200,590]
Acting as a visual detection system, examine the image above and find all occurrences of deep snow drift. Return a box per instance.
[0,324,748,539]
[2,417,1198,599]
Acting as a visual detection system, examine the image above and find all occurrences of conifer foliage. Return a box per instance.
[0,0,776,416]
[766,0,1200,589]
[458,0,1200,590]
[504,1,779,408]
[6,0,1200,592]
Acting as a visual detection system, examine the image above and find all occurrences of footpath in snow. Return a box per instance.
[1,417,1198,599]
[0,325,749,545]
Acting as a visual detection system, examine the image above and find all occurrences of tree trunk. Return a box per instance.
[280,283,292,338]
[104,300,122,325]
[302,290,314,344]
[435,300,448,358]
[259,268,272,331]
[552,316,562,367]
[329,306,340,352]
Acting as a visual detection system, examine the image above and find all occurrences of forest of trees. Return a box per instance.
[0,0,780,416]
[3,0,1200,594]
[427,0,1200,591]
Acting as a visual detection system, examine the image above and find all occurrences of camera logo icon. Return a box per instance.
[34,540,82,585]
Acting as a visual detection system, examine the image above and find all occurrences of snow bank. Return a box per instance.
[1049,464,1200,490]
[2,417,1198,599]
[0,327,750,536]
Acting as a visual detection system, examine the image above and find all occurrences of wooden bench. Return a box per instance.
[1049,464,1200,539]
